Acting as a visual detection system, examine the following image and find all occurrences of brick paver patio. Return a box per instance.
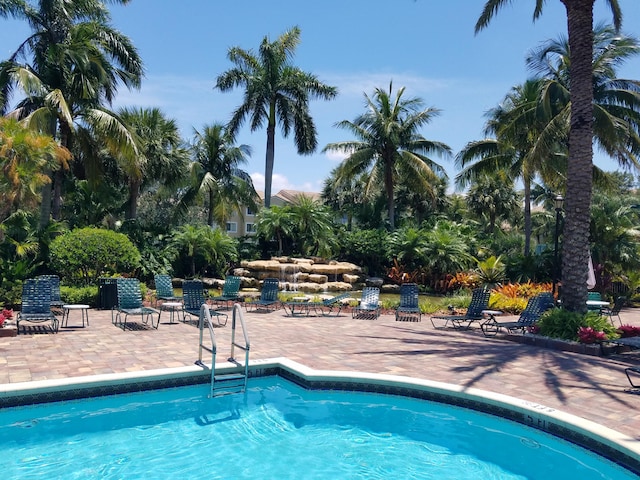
[2,305,640,442]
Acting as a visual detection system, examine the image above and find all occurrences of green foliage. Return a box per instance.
[172,225,238,278]
[49,227,141,285]
[60,286,99,307]
[474,255,506,287]
[537,309,619,341]
[339,229,389,276]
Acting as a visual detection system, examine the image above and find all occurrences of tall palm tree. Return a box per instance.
[456,79,562,255]
[215,26,337,207]
[179,123,257,227]
[0,0,143,224]
[117,107,189,220]
[476,0,623,312]
[323,83,451,230]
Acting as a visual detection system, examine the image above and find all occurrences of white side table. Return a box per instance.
[159,302,184,325]
[62,304,90,327]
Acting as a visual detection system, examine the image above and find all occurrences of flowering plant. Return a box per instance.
[618,325,640,338]
[577,326,607,344]
[0,309,13,328]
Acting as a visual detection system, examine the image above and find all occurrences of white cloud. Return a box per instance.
[251,172,321,195]
[325,150,348,162]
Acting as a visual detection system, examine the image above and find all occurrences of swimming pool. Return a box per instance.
[0,374,636,479]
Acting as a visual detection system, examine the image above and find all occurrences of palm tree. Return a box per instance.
[0,0,143,224]
[323,83,451,230]
[117,107,190,220]
[255,205,294,256]
[179,123,257,227]
[215,26,337,207]
[465,171,520,234]
[476,0,623,312]
[288,195,336,257]
[456,79,561,254]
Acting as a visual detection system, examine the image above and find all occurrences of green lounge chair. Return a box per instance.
[183,280,227,326]
[209,276,241,309]
[113,278,160,330]
[481,292,554,337]
[154,274,181,306]
[245,278,281,312]
[395,283,421,322]
[430,288,491,329]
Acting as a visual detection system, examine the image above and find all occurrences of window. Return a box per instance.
[246,207,255,216]
[226,222,237,233]
[245,223,256,234]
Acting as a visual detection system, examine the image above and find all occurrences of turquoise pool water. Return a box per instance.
[0,377,634,479]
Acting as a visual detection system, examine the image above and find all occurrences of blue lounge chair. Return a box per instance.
[395,283,421,322]
[113,278,160,330]
[282,292,352,317]
[245,278,281,312]
[36,274,64,314]
[481,292,554,337]
[17,278,59,333]
[430,288,491,329]
[182,280,227,326]
[352,287,380,319]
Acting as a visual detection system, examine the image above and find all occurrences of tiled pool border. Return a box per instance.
[1,357,638,475]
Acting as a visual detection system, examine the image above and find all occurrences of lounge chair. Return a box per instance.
[113,278,160,329]
[245,278,281,312]
[587,291,603,312]
[395,283,421,322]
[182,279,227,326]
[481,292,555,337]
[282,292,352,317]
[352,287,380,320]
[153,274,181,307]
[430,288,491,329]
[16,278,59,333]
[37,274,65,314]
[209,275,241,309]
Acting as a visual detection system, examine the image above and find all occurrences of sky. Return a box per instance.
[1,0,640,195]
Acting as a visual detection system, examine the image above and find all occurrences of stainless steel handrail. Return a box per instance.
[229,304,250,392]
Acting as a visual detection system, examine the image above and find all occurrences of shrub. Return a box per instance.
[618,325,640,338]
[577,327,608,344]
[60,286,99,307]
[537,309,619,342]
[50,227,141,285]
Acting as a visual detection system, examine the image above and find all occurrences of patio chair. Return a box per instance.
[153,274,181,307]
[209,275,241,309]
[183,279,227,326]
[245,278,281,312]
[282,292,352,317]
[37,274,64,314]
[430,288,491,329]
[481,292,555,337]
[17,278,59,333]
[395,283,421,322]
[113,278,160,330]
[600,296,625,326]
[352,287,380,320]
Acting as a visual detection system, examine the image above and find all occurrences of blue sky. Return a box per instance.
[2,0,640,194]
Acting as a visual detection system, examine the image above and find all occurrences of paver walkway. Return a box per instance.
[2,306,640,442]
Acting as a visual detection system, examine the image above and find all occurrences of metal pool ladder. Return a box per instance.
[195,303,250,397]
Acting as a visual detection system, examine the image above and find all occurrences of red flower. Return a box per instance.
[2,309,13,319]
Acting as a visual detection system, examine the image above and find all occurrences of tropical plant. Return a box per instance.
[474,255,506,287]
[179,123,257,227]
[0,0,143,225]
[323,82,451,230]
[476,0,624,312]
[171,224,237,278]
[255,205,295,256]
[117,107,190,220]
[215,26,337,206]
[465,171,520,234]
[0,117,70,221]
[288,195,336,257]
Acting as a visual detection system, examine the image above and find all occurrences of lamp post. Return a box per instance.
[552,194,564,297]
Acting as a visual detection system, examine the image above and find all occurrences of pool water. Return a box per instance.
[0,377,634,479]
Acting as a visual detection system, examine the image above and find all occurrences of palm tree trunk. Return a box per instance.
[208,188,215,227]
[523,178,532,256]
[559,0,594,312]
[39,170,53,229]
[126,179,140,220]
[264,118,276,209]
[384,156,395,229]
